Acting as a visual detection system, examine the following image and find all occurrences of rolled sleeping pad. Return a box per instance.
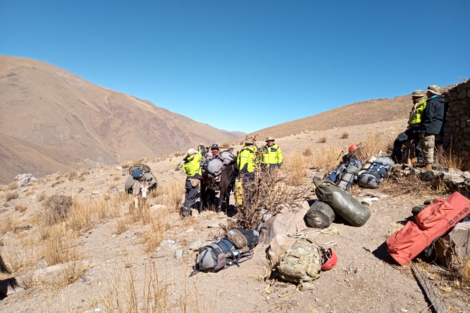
[124,176,134,192]
[358,156,377,175]
[305,201,335,229]
[314,179,371,227]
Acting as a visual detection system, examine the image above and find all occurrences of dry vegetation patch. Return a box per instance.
[5,190,19,201]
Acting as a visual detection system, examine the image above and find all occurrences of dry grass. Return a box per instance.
[7,182,19,190]
[462,257,470,286]
[115,217,131,235]
[436,147,466,170]
[68,171,78,180]
[0,214,14,235]
[355,132,393,164]
[162,179,185,212]
[283,152,307,186]
[221,142,231,148]
[15,203,28,213]
[42,195,73,226]
[5,190,19,201]
[307,145,344,172]
[319,136,328,143]
[0,185,7,192]
[341,131,349,139]
[302,146,313,157]
[141,210,172,253]
[37,192,46,202]
[25,190,34,197]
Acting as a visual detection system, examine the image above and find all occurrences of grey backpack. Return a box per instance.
[336,158,362,191]
[357,156,394,189]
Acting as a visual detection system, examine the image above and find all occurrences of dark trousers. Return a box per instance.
[392,128,423,163]
[241,173,255,205]
[183,179,200,210]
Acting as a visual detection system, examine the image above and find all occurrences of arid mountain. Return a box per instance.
[0,55,241,183]
[241,96,413,141]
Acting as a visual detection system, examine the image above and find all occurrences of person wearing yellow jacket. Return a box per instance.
[261,136,283,172]
[182,144,205,217]
[391,90,427,164]
[237,137,258,203]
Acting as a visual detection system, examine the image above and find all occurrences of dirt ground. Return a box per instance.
[0,119,469,313]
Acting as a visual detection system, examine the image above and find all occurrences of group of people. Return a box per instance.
[181,136,284,216]
[392,85,445,170]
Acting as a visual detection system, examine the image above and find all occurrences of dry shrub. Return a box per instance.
[37,192,46,202]
[115,217,131,235]
[173,151,186,157]
[341,131,349,139]
[307,145,344,172]
[121,161,134,169]
[319,136,327,143]
[15,203,28,213]
[237,172,308,230]
[1,243,41,274]
[68,171,78,180]
[162,179,185,212]
[0,214,14,235]
[5,191,19,201]
[7,182,19,190]
[25,190,34,197]
[283,152,307,186]
[435,147,465,170]
[302,146,313,157]
[0,185,7,192]
[42,195,73,226]
[221,142,231,148]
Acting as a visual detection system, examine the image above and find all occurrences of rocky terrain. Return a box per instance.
[0,55,243,184]
[0,120,468,313]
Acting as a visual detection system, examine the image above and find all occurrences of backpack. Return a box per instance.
[336,158,362,191]
[357,157,394,189]
[386,192,470,265]
[219,151,235,163]
[129,163,151,180]
[202,158,224,177]
[276,238,322,290]
[190,229,259,276]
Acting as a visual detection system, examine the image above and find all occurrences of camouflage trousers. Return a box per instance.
[421,134,435,164]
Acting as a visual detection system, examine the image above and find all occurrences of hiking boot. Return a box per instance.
[424,163,433,171]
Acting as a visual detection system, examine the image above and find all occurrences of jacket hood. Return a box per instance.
[430,95,445,104]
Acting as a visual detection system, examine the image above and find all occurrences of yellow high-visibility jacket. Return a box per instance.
[237,145,257,174]
[408,99,427,127]
[183,146,204,178]
[261,144,283,167]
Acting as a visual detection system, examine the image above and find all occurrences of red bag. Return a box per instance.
[387,192,470,266]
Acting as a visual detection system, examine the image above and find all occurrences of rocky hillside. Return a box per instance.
[0,55,242,183]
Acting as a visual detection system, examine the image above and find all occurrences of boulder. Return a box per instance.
[14,173,37,187]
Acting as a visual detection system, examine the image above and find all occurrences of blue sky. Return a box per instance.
[1,0,469,133]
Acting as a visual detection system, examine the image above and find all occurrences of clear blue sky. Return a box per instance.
[1,0,469,133]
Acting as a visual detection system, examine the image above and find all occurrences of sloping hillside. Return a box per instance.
[0,55,241,183]
[242,96,412,140]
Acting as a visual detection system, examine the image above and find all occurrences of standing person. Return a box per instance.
[391,90,427,163]
[237,138,258,203]
[182,144,205,217]
[261,136,283,173]
[419,85,445,171]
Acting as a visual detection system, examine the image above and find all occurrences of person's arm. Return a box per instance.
[420,101,434,136]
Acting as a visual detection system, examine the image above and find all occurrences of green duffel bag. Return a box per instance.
[305,201,335,229]
[313,178,371,227]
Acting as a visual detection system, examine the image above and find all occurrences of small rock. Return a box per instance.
[463,171,470,179]
[185,227,194,233]
[51,182,61,188]
[191,209,199,217]
[92,191,100,195]
[82,308,101,313]
[207,223,219,228]
[173,249,185,260]
[189,240,204,251]
[157,239,179,251]
[115,166,123,170]
[363,246,372,252]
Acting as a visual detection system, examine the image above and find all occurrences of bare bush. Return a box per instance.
[237,172,308,230]
[341,131,349,139]
[5,191,19,202]
[436,147,465,170]
[42,195,73,226]
[68,171,78,180]
[319,136,327,143]
[37,193,46,202]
